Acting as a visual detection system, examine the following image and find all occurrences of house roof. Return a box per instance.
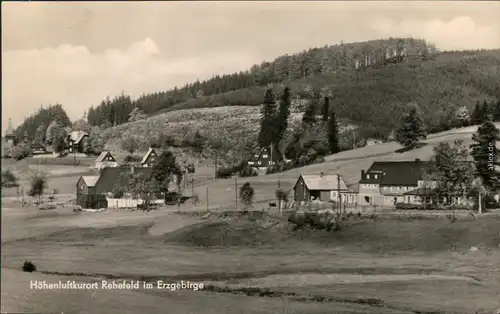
[95,166,154,194]
[68,131,89,144]
[96,151,113,162]
[359,160,432,186]
[295,174,348,191]
[141,147,157,164]
[81,176,99,187]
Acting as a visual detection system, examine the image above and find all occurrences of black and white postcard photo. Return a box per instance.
[2,1,500,313]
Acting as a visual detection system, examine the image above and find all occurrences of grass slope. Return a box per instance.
[2,206,500,314]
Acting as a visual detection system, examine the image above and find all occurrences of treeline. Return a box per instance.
[14,104,71,142]
[85,38,439,127]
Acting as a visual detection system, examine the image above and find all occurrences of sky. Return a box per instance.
[2,1,500,133]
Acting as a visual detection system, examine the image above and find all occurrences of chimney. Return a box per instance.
[320,172,324,178]
[361,170,365,178]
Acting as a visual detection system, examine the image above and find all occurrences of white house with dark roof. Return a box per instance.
[95,151,118,169]
[140,147,158,167]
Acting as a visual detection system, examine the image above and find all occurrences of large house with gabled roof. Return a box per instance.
[353,159,471,207]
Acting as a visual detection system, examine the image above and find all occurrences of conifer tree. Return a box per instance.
[302,100,317,127]
[395,102,427,149]
[470,115,500,191]
[327,109,339,154]
[471,101,482,125]
[257,89,278,147]
[321,96,330,122]
[276,87,291,145]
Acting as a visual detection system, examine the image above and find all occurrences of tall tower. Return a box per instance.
[5,118,16,145]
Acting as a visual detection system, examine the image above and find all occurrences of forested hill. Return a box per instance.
[86,38,438,125]
[85,37,500,137]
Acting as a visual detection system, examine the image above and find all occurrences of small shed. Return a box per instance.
[293,173,348,202]
[95,151,117,169]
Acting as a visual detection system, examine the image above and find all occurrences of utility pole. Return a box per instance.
[177,178,181,213]
[337,174,341,214]
[206,186,209,212]
[73,142,76,166]
[214,152,218,179]
[191,177,194,196]
[352,131,356,150]
[478,191,482,215]
[235,176,238,206]
[278,180,281,213]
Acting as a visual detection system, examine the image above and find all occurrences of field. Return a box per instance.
[2,123,500,314]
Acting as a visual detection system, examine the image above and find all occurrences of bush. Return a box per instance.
[215,167,233,179]
[288,212,334,231]
[275,188,289,203]
[10,145,32,160]
[1,169,18,187]
[22,260,36,272]
[124,155,141,163]
[395,202,472,211]
[239,164,258,177]
[39,204,57,210]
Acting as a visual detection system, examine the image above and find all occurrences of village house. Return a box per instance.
[293,173,348,202]
[248,144,286,169]
[76,166,162,209]
[95,151,118,169]
[67,131,89,154]
[141,147,158,168]
[355,159,433,206]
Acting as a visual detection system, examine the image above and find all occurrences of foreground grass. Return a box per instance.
[2,206,500,313]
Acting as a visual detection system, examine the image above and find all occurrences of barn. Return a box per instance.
[293,173,348,202]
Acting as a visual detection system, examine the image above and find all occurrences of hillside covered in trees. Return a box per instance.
[85,37,500,138]
[11,37,500,168]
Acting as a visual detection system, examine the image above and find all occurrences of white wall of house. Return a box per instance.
[95,161,118,169]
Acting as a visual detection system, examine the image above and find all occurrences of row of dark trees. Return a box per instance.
[13,104,71,143]
[255,86,341,171]
[85,38,436,128]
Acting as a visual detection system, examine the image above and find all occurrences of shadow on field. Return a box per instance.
[394,142,427,153]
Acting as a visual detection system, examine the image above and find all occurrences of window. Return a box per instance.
[262,154,268,158]
[367,174,370,179]
[254,154,259,158]
[397,186,400,191]
[258,161,261,165]
[374,174,378,179]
